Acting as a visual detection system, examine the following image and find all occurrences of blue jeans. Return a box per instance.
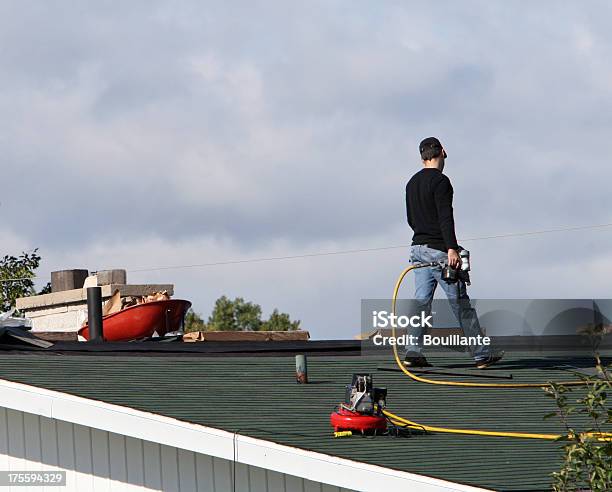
[406,245,489,361]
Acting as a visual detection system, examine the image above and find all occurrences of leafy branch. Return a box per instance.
[0,249,45,313]
[545,351,612,491]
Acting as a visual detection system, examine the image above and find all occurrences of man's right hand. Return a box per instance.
[447,249,460,269]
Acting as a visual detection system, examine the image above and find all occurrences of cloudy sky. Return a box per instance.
[2,1,612,338]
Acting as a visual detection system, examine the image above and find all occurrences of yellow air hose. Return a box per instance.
[383,263,612,441]
[382,409,612,441]
[382,409,560,440]
[391,264,589,388]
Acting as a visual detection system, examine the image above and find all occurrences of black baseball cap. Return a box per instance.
[419,137,447,158]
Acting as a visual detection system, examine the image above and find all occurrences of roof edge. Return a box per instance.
[0,378,491,492]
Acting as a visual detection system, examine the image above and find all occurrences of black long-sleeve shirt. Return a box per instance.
[405,168,459,252]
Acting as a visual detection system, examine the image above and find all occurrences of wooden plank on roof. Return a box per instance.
[183,330,310,342]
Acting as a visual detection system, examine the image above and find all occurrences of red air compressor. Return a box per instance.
[330,374,387,434]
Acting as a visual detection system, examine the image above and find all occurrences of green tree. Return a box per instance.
[0,249,43,313]
[206,296,263,331]
[261,308,300,331]
[183,308,205,333]
[185,297,300,332]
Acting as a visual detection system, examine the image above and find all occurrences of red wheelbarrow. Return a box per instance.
[79,299,192,341]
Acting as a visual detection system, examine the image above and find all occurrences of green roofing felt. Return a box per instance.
[0,351,609,491]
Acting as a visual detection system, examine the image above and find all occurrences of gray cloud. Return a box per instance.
[1,1,612,337]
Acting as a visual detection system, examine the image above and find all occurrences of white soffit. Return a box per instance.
[0,378,491,492]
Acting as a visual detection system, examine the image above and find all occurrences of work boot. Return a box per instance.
[403,355,432,368]
[475,351,504,369]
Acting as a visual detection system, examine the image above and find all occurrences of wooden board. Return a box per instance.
[183,330,310,342]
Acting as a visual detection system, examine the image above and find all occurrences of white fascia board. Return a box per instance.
[0,378,491,492]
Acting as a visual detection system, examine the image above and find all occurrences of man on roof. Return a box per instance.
[404,137,503,369]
